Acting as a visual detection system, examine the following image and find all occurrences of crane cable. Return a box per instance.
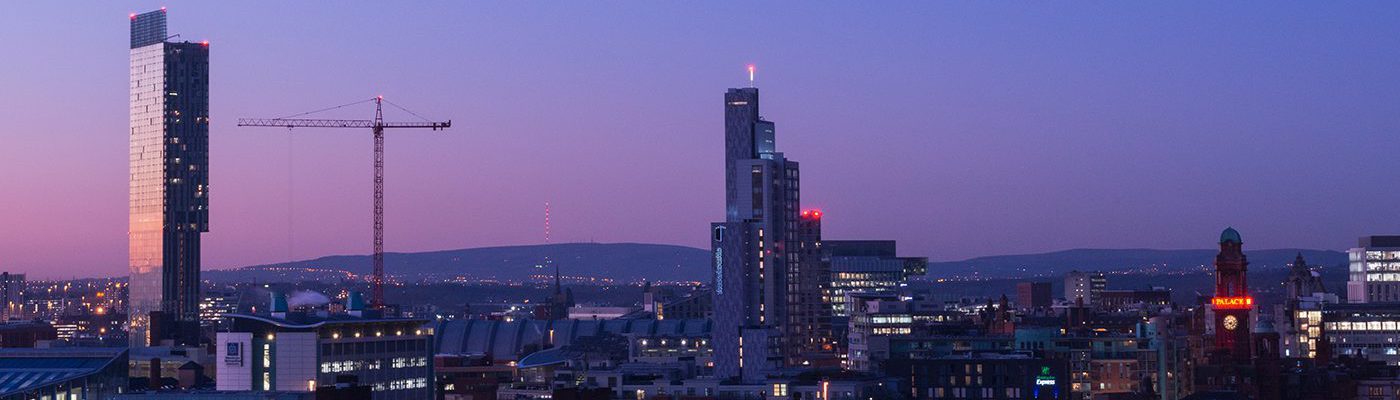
[274,98,378,119]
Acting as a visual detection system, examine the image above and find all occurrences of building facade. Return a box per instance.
[846,292,912,372]
[1063,271,1105,307]
[888,353,1070,400]
[1347,235,1400,303]
[826,241,927,317]
[1322,303,1400,366]
[215,311,432,400]
[786,210,835,367]
[0,273,23,321]
[129,8,211,347]
[1016,282,1052,311]
[201,288,242,329]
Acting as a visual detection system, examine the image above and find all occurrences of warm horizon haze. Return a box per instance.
[3,2,1400,279]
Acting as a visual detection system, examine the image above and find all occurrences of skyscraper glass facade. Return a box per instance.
[129,9,209,347]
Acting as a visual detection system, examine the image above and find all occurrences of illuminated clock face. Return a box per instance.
[1223,315,1239,330]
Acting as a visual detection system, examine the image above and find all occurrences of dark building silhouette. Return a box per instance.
[786,210,836,367]
[1213,227,1252,362]
[1284,253,1326,301]
[1016,282,1052,311]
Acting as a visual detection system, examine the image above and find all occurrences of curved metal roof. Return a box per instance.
[434,318,711,360]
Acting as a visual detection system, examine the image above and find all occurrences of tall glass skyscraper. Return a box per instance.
[129,8,210,347]
[711,87,804,381]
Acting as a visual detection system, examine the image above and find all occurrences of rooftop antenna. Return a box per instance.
[747,64,756,88]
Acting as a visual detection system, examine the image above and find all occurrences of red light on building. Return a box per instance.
[1212,296,1253,309]
[201,40,209,47]
[801,209,822,219]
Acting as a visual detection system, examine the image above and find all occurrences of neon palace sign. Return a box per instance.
[1212,296,1254,309]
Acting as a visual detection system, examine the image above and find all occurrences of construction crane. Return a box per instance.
[238,96,450,310]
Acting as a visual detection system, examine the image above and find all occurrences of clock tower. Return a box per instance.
[1212,227,1253,361]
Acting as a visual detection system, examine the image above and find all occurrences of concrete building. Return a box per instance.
[128,8,211,347]
[1063,271,1105,307]
[846,292,911,372]
[1278,292,1338,359]
[1017,282,1053,311]
[1347,235,1400,303]
[215,296,433,399]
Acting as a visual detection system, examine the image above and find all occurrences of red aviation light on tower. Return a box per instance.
[746,64,755,87]
[1212,296,1254,309]
[801,209,822,219]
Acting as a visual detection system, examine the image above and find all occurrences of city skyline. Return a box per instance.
[5,3,1400,279]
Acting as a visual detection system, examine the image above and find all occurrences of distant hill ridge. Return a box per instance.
[205,243,1347,283]
[924,248,1347,279]
[210,242,711,283]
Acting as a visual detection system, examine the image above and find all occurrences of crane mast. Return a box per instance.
[238,97,450,310]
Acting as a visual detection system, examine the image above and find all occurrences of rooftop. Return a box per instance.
[0,348,126,397]
[224,312,429,330]
[1220,227,1242,244]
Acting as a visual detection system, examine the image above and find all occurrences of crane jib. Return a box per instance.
[235,97,450,310]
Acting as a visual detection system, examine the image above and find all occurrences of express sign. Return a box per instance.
[1212,296,1253,309]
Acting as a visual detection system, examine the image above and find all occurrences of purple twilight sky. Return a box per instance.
[2,3,1399,279]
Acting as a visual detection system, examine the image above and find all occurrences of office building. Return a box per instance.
[1016,282,1052,311]
[1347,235,1400,303]
[0,273,22,321]
[1279,292,1337,359]
[1063,271,1104,307]
[826,240,928,317]
[215,295,433,400]
[711,86,802,381]
[1322,303,1400,366]
[846,292,911,372]
[200,288,242,329]
[129,8,211,347]
[786,210,836,367]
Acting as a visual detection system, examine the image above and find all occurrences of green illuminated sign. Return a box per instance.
[1035,366,1055,386]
